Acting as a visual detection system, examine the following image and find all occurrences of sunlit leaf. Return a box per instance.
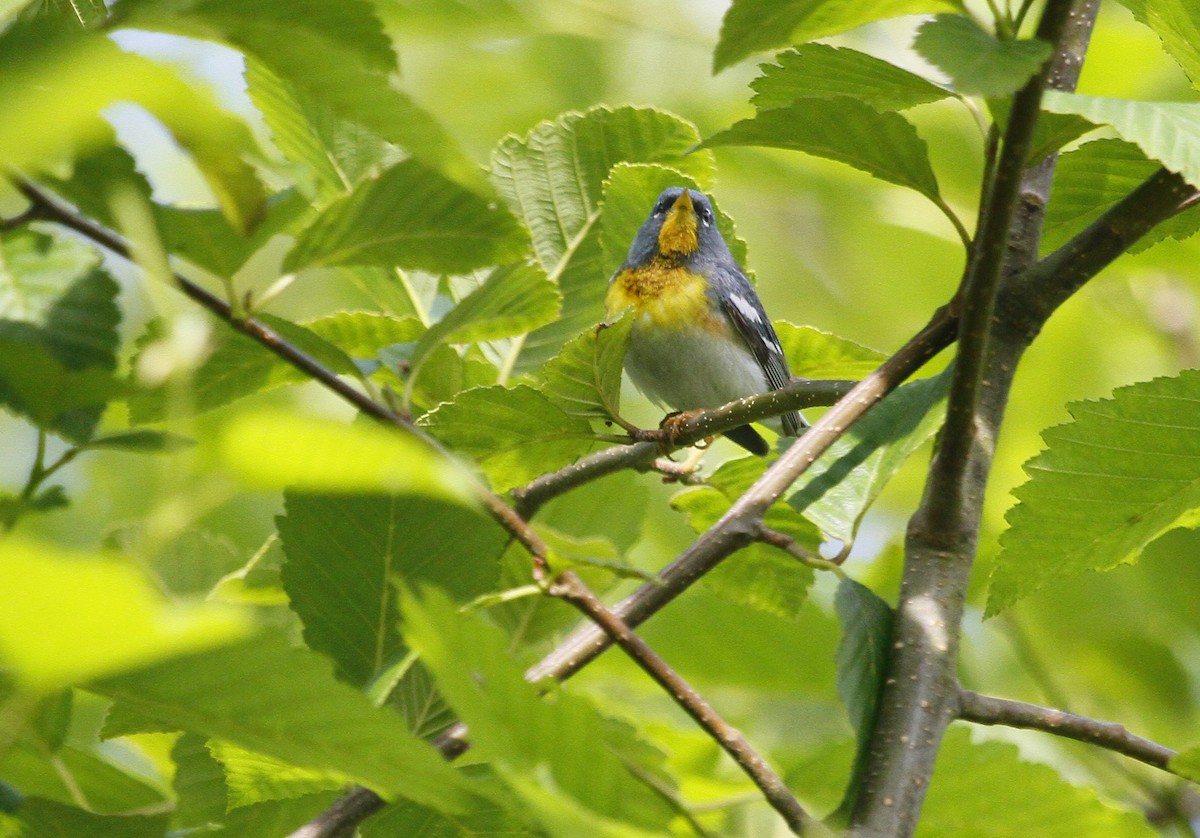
[278,492,503,686]
[914,15,1051,97]
[751,44,953,112]
[789,371,949,543]
[490,106,714,370]
[539,315,633,422]
[1041,92,1200,188]
[703,97,943,203]
[0,740,166,814]
[0,539,247,690]
[776,322,887,380]
[171,733,228,828]
[420,385,597,492]
[219,410,477,505]
[987,371,1200,616]
[209,741,346,810]
[285,159,527,273]
[411,263,560,371]
[1115,0,1200,90]
[920,729,1157,837]
[672,455,820,619]
[1171,744,1200,783]
[713,0,962,73]
[401,586,676,833]
[91,632,476,812]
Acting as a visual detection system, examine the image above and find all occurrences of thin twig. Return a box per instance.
[754,523,847,577]
[547,571,823,837]
[957,689,1178,773]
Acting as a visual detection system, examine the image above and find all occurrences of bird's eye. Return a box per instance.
[700,207,713,224]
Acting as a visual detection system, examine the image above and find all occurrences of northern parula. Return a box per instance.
[605,187,807,455]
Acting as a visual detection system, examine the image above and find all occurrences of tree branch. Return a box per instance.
[957,689,1178,773]
[548,571,823,837]
[849,3,1094,834]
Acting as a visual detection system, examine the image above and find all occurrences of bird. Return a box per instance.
[604,186,806,456]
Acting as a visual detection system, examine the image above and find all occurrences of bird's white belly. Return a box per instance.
[624,315,769,414]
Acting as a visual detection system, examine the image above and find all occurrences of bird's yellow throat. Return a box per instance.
[605,262,713,329]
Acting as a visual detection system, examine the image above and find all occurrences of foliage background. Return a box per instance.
[0,0,1198,835]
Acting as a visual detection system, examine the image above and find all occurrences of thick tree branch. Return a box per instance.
[548,571,822,836]
[849,3,1095,834]
[957,689,1178,773]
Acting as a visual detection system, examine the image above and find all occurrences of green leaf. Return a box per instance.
[90,632,476,813]
[1115,0,1200,91]
[490,106,714,370]
[0,741,166,814]
[672,456,820,620]
[776,322,887,379]
[84,430,194,452]
[751,44,953,112]
[285,159,526,273]
[0,539,247,691]
[171,734,228,828]
[401,586,676,833]
[713,0,962,73]
[1042,139,1200,253]
[6,798,168,838]
[0,230,100,335]
[304,311,424,358]
[1170,744,1200,783]
[209,741,345,810]
[789,371,949,543]
[913,15,1051,97]
[919,728,1156,837]
[702,97,943,203]
[599,162,750,275]
[205,792,340,837]
[0,23,266,232]
[988,371,1200,616]
[122,0,480,189]
[17,0,108,27]
[1041,92,1200,188]
[363,796,534,838]
[218,410,478,505]
[830,579,892,821]
[278,493,503,687]
[539,315,633,422]
[412,263,560,371]
[420,385,597,492]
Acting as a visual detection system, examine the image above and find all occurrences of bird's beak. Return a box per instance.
[658,191,699,256]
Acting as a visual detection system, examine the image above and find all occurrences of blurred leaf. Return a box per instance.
[0,539,247,691]
[914,15,1051,97]
[599,162,750,274]
[6,798,168,838]
[490,106,714,370]
[713,0,961,72]
[830,579,892,821]
[789,371,950,543]
[420,385,597,492]
[363,795,534,838]
[122,0,479,188]
[703,97,943,203]
[1041,92,1200,188]
[672,456,820,619]
[90,632,476,813]
[776,322,887,379]
[171,733,228,827]
[0,230,101,336]
[1171,744,1200,783]
[539,315,633,422]
[537,469,648,556]
[219,410,477,504]
[304,311,423,358]
[158,192,314,277]
[1042,139,1200,252]
[208,741,345,810]
[204,792,339,837]
[0,23,266,231]
[412,263,560,372]
[988,371,1200,616]
[284,159,526,273]
[1115,0,1200,90]
[0,741,165,814]
[918,729,1156,837]
[278,493,503,687]
[401,586,676,833]
[84,429,194,451]
[751,44,953,112]
[17,0,107,27]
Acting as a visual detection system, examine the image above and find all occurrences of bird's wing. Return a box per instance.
[711,265,805,436]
